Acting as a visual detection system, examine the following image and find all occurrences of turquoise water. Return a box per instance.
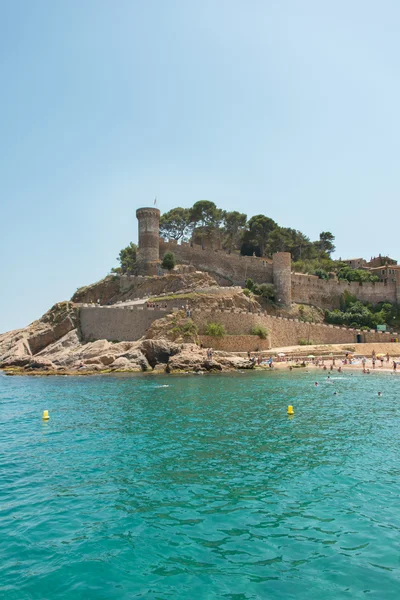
[1,371,400,599]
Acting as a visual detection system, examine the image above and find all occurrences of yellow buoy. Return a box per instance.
[287,405,294,415]
[42,410,50,420]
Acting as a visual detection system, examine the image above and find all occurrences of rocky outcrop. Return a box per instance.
[0,275,259,375]
[0,302,78,367]
[166,344,255,373]
[72,271,219,305]
[140,339,180,368]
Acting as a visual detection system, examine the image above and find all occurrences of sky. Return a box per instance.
[1,0,399,332]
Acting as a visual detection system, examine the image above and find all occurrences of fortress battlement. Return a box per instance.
[135,207,400,308]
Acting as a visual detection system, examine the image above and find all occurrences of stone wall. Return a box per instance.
[199,335,270,352]
[159,239,273,286]
[191,309,397,348]
[291,273,397,308]
[80,305,169,342]
[80,304,398,348]
[160,239,398,307]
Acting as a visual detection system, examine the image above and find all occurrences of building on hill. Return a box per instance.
[341,258,367,269]
[367,255,397,268]
[368,264,400,284]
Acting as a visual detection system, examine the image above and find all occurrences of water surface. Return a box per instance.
[1,370,400,599]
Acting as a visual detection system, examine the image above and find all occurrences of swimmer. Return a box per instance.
[378,391,382,397]
[333,391,337,395]
[314,382,319,386]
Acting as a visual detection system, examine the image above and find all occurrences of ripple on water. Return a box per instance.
[1,371,400,599]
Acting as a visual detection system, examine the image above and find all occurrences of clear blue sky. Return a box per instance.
[1,0,399,332]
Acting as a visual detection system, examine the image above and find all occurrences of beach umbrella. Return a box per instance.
[376,353,385,358]
[307,354,315,358]
[277,352,285,357]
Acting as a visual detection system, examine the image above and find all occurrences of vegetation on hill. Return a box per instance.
[112,202,388,283]
[111,242,137,274]
[161,251,176,271]
[325,292,400,330]
[159,200,336,260]
[292,258,380,282]
[244,279,276,302]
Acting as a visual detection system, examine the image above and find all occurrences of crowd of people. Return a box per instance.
[146,302,168,309]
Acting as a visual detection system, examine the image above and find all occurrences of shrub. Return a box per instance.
[243,288,252,297]
[205,322,226,337]
[250,326,268,339]
[161,251,176,271]
[172,319,198,338]
[258,283,275,300]
[245,278,254,291]
[298,338,313,345]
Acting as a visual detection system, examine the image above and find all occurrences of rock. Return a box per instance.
[85,357,103,365]
[217,356,255,370]
[140,339,180,368]
[98,354,115,366]
[0,338,32,367]
[167,344,222,372]
[110,357,131,369]
[117,350,150,371]
[80,340,112,359]
[26,357,55,371]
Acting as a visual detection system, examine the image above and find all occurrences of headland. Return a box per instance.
[1,206,399,376]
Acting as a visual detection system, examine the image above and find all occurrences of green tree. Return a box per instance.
[159,207,192,241]
[114,242,137,274]
[161,251,176,271]
[223,211,247,252]
[315,231,336,257]
[266,227,293,255]
[245,215,277,256]
[190,201,219,248]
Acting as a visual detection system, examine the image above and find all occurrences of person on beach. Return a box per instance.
[372,356,376,369]
[386,353,390,363]
[393,361,397,372]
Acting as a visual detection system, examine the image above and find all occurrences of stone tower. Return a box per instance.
[136,207,161,275]
[272,252,292,306]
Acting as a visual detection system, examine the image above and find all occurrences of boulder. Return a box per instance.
[0,338,32,367]
[26,357,55,371]
[98,354,116,366]
[167,344,222,372]
[140,339,180,368]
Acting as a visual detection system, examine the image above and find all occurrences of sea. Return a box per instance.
[1,369,400,599]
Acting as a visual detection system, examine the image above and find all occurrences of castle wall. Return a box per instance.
[191,310,357,346]
[159,239,273,286]
[159,240,398,307]
[273,252,292,305]
[80,305,168,342]
[199,335,271,352]
[291,273,397,308]
[80,304,398,348]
